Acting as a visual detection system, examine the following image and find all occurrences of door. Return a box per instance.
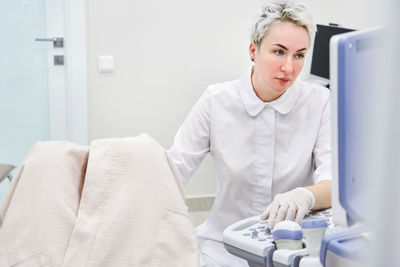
[0,0,87,200]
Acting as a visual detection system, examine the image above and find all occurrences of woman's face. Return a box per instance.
[249,22,309,102]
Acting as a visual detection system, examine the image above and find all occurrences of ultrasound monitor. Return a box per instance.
[308,24,354,86]
[330,27,382,227]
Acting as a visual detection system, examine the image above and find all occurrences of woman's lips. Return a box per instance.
[276,77,290,84]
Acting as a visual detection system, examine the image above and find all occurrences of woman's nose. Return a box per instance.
[281,57,293,74]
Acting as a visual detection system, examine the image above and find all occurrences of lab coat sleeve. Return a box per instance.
[168,89,211,185]
[312,96,332,183]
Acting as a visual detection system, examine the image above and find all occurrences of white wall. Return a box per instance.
[86,0,263,197]
[86,0,376,197]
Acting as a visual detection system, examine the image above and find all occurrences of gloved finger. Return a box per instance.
[260,204,272,220]
[273,201,289,227]
[285,200,297,221]
[266,201,281,229]
[294,207,307,225]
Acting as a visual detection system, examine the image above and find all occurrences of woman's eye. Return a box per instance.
[274,50,284,56]
[295,53,305,59]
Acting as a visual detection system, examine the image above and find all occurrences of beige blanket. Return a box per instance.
[0,134,199,267]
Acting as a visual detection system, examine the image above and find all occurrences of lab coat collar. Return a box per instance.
[239,66,300,117]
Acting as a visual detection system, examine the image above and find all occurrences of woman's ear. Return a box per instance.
[249,42,256,61]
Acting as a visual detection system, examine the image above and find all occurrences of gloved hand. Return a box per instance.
[260,187,315,229]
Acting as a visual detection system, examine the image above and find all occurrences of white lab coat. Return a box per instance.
[168,66,332,266]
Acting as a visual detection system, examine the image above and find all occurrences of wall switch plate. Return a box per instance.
[98,55,114,73]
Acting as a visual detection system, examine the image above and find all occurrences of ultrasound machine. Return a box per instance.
[223,25,382,267]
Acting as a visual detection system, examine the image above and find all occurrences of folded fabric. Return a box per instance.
[0,134,199,267]
[0,141,89,266]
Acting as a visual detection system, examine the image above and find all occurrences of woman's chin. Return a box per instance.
[272,86,289,95]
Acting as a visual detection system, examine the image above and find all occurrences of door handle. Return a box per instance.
[35,37,64,48]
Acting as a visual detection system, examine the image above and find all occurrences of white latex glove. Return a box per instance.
[260,187,315,229]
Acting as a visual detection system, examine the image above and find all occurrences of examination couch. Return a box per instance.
[0,134,199,266]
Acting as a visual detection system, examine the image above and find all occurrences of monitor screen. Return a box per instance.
[311,24,354,80]
[330,27,382,226]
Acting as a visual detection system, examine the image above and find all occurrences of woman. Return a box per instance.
[168,0,331,266]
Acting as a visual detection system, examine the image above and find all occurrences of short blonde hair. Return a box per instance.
[251,0,316,49]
